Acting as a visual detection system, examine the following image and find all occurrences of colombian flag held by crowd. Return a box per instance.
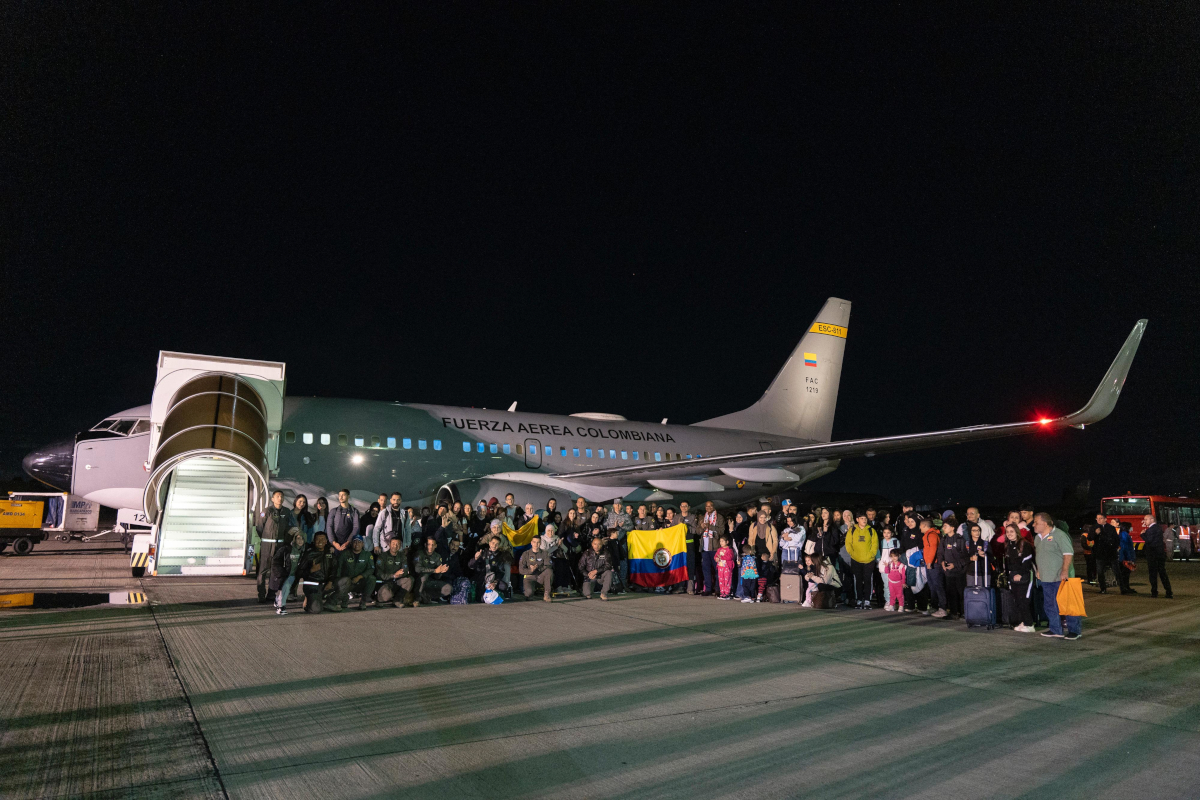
[502,518,540,547]
[628,524,688,588]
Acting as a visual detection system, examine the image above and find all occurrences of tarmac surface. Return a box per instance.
[2,541,1199,799]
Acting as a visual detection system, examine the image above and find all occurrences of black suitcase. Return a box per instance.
[964,554,995,629]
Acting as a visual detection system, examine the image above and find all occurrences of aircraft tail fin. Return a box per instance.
[693,297,851,442]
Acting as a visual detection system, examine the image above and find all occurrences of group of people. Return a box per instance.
[251,490,1178,641]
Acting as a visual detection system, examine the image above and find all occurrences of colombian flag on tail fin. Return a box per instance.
[502,518,540,547]
[628,524,689,588]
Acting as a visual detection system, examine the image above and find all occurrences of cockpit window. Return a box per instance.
[131,419,151,435]
[109,420,136,435]
[91,419,118,431]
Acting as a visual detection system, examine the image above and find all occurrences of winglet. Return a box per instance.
[1062,320,1147,427]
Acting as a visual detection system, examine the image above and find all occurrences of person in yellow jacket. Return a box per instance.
[846,511,879,609]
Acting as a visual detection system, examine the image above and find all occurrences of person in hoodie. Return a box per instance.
[937,520,969,619]
[904,545,929,614]
[271,529,307,616]
[878,525,900,580]
[882,550,906,611]
[1002,524,1036,632]
[1117,521,1138,594]
[845,511,879,609]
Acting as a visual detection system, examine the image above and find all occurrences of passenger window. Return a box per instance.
[463,442,471,452]
[676,453,681,460]
[573,448,580,458]
[560,448,568,457]
[685,454,691,459]
[502,444,510,454]
[598,449,605,459]
[633,451,640,460]
[284,431,295,443]
[610,450,616,459]
[529,445,536,455]
[370,436,380,447]
[320,434,330,445]
[402,438,412,449]
[387,437,396,448]
[477,442,485,453]
[337,434,348,446]
[418,440,427,450]
[433,440,441,451]
[585,449,592,458]
[545,446,551,456]
[655,452,661,462]
[132,420,151,435]
[354,436,364,447]
[621,451,628,460]
[303,433,314,444]
[490,444,498,454]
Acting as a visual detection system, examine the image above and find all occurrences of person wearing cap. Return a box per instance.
[335,536,376,611]
[519,533,554,602]
[255,489,298,604]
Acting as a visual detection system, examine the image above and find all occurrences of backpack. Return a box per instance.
[449,577,471,605]
[764,585,781,604]
[740,555,758,581]
[482,588,504,605]
[905,564,918,587]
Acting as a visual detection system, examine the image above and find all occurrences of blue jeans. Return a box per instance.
[701,551,716,593]
[276,575,296,608]
[1041,580,1082,636]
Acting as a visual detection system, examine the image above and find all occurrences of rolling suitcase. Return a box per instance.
[781,573,802,603]
[964,554,995,630]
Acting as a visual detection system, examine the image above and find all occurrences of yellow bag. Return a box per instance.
[1056,577,1087,617]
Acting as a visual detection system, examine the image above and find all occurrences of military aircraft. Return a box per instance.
[25,298,1147,516]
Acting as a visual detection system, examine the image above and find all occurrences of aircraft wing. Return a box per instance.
[548,320,1147,485]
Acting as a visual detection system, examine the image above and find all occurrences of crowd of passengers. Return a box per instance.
[251,490,1176,640]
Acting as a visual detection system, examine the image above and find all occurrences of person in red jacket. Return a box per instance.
[920,519,946,616]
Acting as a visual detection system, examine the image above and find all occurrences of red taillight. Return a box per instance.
[1039,418,1050,425]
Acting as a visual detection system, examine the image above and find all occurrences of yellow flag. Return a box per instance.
[503,518,540,547]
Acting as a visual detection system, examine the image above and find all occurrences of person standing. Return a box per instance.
[677,501,700,594]
[326,489,360,568]
[938,520,968,620]
[1118,522,1138,594]
[255,490,297,604]
[1093,514,1121,595]
[1079,520,1098,585]
[1001,524,1036,632]
[1140,513,1174,599]
[920,519,946,617]
[697,501,724,596]
[292,494,316,544]
[748,510,779,602]
[1033,512,1083,639]
[845,511,879,609]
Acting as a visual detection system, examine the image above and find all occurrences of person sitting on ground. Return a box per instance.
[413,536,452,606]
[519,534,554,602]
[336,536,376,611]
[1002,523,1036,632]
[715,535,736,599]
[578,534,614,600]
[296,532,336,614]
[802,554,840,607]
[374,537,411,608]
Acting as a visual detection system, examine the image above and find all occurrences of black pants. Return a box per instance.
[851,560,875,604]
[944,570,966,616]
[1145,552,1173,597]
[1096,557,1118,592]
[1084,553,1097,583]
[903,585,929,611]
[256,540,277,600]
[701,551,716,594]
[1117,561,1133,593]
[1007,585,1034,626]
[872,569,885,607]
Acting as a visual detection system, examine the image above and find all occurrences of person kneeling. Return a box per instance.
[336,536,377,611]
[374,537,412,608]
[297,533,336,614]
[579,535,614,600]
[414,537,452,605]
[520,535,554,602]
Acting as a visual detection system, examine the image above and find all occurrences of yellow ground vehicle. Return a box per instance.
[0,499,48,555]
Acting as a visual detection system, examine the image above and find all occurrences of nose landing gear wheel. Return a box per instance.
[12,537,34,556]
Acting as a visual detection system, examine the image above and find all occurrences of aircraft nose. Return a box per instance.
[23,439,75,492]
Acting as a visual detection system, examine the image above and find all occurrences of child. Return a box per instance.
[738,543,759,603]
[715,535,736,599]
[878,525,900,577]
[883,550,906,611]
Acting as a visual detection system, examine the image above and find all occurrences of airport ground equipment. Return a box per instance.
[3,492,99,553]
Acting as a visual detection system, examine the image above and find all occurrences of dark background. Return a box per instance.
[4,4,1197,505]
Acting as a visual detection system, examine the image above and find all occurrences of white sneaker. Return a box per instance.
[740,597,754,603]
[1015,624,1034,633]
[921,609,931,616]
[801,601,812,608]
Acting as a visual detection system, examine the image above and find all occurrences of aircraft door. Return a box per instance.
[524,438,541,469]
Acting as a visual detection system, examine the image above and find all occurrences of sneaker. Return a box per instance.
[741,597,754,603]
[1040,631,1064,638]
[921,609,931,616]
[756,594,763,603]
[276,607,287,616]
[1165,594,1174,599]
[801,601,812,608]
[1014,624,1034,633]
[931,609,947,618]
[1064,632,1081,640]
[544,595,552,602]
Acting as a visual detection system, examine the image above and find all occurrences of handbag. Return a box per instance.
[1056,577,1087,617]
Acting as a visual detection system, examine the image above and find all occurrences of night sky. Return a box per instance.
[5,5,1198,505]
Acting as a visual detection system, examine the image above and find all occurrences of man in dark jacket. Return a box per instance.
[255,490,298,603]
[1080,521,1098,585]
[1093,514,1121,595]
[1140,514,1174,599]
[326,490,360,566]
[414,537,452,604]
[336,537,376,611]
[579,535,614,600]
[938,522,969,619]
[519,535,553,602]
[296,533,336,613]
[374,537,410,607]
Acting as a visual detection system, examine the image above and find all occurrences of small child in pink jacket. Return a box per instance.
[883,550,907,611]
[714,536,736,599]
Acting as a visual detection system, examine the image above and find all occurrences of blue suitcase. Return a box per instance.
[964,555,995,629]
